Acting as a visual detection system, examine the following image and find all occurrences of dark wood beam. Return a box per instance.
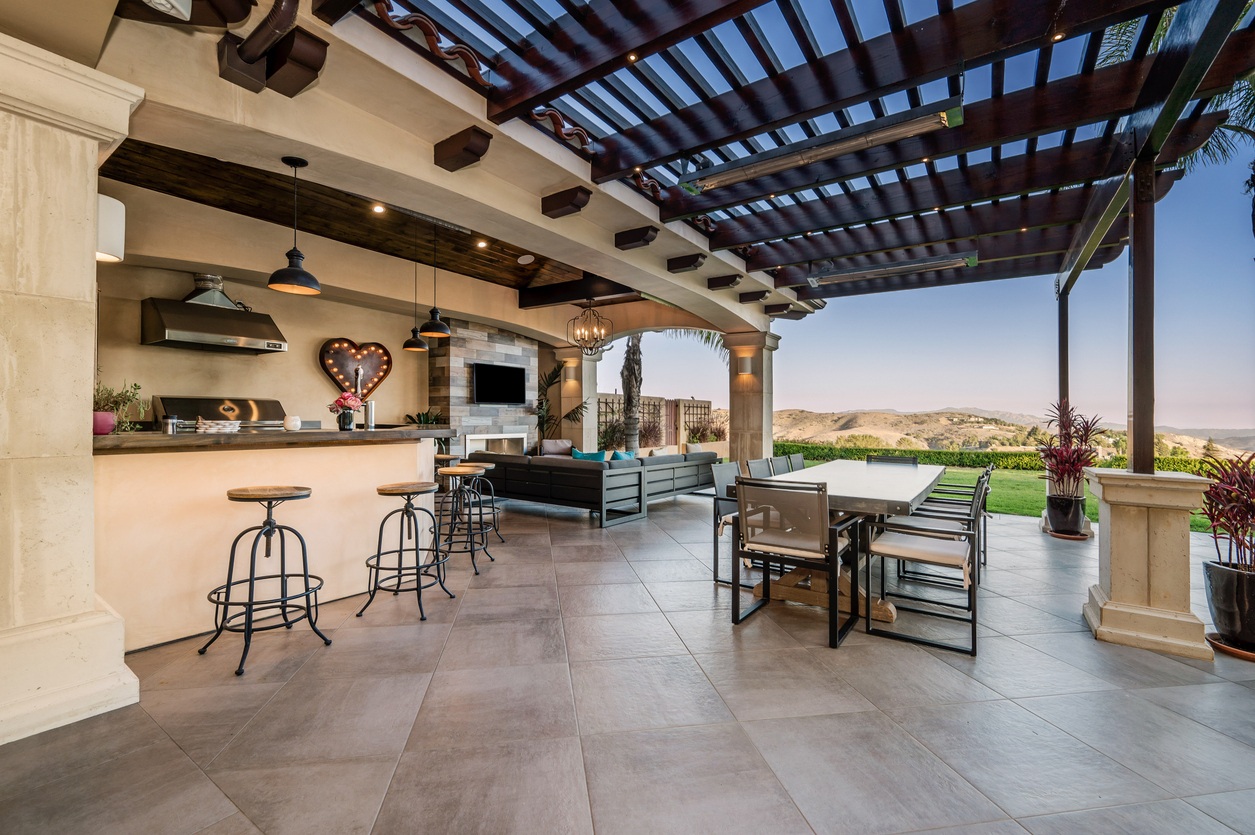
[667,253,706,273]
[1058,0,1248,294]
[434,126,493,172]
[517,273,637,309]
[591,0,1177,182]
[706,275,743,290]
[662,31,1255,220]
[1128,159,1156,473]
[1058,293,1070,406]
[773,223,1129,288]
[797,249,1123,300]
[540,186,591,218]
[486,0,774,124]
[747,173,1181,270]
[614,225,659,250]
[709,114,1219,250]
[738,290,770,303]
[312,0,362,25]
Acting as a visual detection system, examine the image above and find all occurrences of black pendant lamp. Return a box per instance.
[402,244,428,351]
[419,222,451,338]
[268,156,321,295]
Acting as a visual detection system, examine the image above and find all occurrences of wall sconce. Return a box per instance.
[736,356,753,376]
[563,363,578,382]
[96,194,125,263]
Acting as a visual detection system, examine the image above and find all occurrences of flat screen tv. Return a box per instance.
[471,363,527,405]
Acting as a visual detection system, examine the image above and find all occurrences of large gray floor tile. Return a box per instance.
[143,628,325,691]
[975,596,1089,635]
[1019,798,1238,834]
[743,711,1004,835]
[344,588,460,627]
[694,647,874,721]
[645,579,752,612]
[1016,630,1225,688]
[1131,681,1255,747]
[557,582,660,616]
[618,541,697,561]
[888,700,1168,817]
[375,737,592,834]
[564,612,688,661]
[814,640,1000,710]
[628,558,713,583]
[195,812,263,834]
[210,756,397,835]
[295,622,449,680]
[1021,690,1255,795]
[454,584,560,622]
[665,607,803,654]
[582,723,811,835]
[555,561,641,586]
[570,655,732,735]
[466,563,556,589]
[0,740,236,835]
[437,617,566,670]
[141,682,281,767]
[406,663,576,749]
[1185,788,1255,834]
[929,636,1120,699]
[550,542,624,562]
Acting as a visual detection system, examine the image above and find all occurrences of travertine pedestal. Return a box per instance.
[0,33,144,744]
[724,332,779,463]
[1083,468,1213,660]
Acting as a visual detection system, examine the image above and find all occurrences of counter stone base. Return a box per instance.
[1084,583,1214,661]
[0,605,138,745]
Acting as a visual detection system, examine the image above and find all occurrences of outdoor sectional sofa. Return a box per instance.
[465,450,718,527]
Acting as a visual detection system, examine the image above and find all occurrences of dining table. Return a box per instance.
[753,459,946,622]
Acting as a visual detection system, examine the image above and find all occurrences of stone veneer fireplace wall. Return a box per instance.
[427,318,538,454]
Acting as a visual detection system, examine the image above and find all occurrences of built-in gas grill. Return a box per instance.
[152,396,287,431]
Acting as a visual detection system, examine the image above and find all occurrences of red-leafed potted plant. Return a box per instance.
[1200,453,1255,652]
[1038,400,1104,536]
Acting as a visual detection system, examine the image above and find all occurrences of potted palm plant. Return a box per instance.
[1038,400,1104,537]
[1200,453,1255,653]
[92,381,146,435]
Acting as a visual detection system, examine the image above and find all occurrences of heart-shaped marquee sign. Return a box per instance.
[319,338,393,398]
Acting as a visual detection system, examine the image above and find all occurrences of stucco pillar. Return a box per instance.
[553,347,600,451]
[0,33,144,744]
[723,331,779,463]
[1083,468,1213,660]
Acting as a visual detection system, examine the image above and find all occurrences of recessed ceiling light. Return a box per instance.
[627,53,638,62]
[517,254,536,265]
[921,157,930,163]
[1052,32,1065,42]
[476,240,488,249]
[1020,227,1028,232]
[371,203,385,214]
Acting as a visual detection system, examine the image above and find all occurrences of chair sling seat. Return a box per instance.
[873,532,971,587]
[743,533,848,560]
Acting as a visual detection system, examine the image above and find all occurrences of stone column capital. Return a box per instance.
[1084,468,1211,510]
[0,32,143,156]
[721,331,780,352]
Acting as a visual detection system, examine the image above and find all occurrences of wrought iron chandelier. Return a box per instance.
[567,300,611,356]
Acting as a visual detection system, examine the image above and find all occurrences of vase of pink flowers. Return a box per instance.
[329,391,363,431]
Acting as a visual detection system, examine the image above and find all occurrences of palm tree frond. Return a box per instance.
[663,328,730,366]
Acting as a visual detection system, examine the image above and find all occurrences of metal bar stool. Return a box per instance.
[199,486,332,675]
[465,461,505,543]
[436,464,495,574]
[357,481,454,621]
[434,453,461,493]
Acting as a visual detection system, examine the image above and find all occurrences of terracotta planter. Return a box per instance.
[1204,560,1255,650]
[1045,494,1086,535]
[92,411,116,436]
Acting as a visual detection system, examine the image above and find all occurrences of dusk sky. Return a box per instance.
[600,153,1255,430]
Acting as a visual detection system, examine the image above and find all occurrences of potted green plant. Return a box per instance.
[406,406,449,453]
[92,381,147,435]
[1200,453,1255,652]
[1037,400,1104,536]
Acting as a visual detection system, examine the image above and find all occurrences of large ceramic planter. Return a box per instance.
[1204,560,1255,650]
[1045,494,1086,535]
[92,411,116,435]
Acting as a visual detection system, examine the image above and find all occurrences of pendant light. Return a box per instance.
[402,219,428,351]
[419,222,451,338]
[268,156,321,295]
[567,299,611,356]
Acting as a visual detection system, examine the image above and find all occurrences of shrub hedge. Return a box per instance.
[773,441,1212,476]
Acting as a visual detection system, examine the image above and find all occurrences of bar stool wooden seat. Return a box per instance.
[434,453,461,493]
[437,465,495,574]
[199,485,331,675]
[357,481,454,621]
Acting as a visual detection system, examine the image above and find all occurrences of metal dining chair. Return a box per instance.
[888,468,990,587]
[710,461,753,588]
[745,458,773,478]
[770,455,791,474]
[921,464,994,569]
[788,452,805,471]
[731,477,862,648]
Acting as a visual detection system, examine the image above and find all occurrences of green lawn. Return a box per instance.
[806,462,1213,533]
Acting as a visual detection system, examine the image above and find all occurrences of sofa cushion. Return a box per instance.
[686,443,704,453]
[642,453,685,467]
[611,450,636,460]
[607,457,643,470]
[684,451,719,463]
[539,438,573,456]
[532,456,609,471]
[648,445,680,456]
[573,448,609,462]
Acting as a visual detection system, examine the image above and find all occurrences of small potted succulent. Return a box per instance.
[1038,400,1104,536]
[92,381,147,435]
[1200,453,1255,651]
[328,391,363,431]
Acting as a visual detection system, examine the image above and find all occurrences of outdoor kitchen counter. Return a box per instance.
[94,430,450,650]
[93,426,455,454]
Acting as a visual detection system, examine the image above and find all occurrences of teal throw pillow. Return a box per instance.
[611,450,636,460]
[572,448,608,462]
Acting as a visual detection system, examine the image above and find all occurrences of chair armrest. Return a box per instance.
[908,508,979,525]
[875,520,975,540]
[828,514,864,535]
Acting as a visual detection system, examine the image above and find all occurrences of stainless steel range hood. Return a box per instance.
[141,275,288,354]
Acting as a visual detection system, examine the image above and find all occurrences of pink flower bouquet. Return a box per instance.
[328,392,364,415]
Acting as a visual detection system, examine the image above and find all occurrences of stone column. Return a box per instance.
[553,347,600,451]
[723,331,779,463]
[1083,468,1213,660]
[0,33,144,744]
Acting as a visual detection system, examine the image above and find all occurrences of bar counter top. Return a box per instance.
[93,426,456,455]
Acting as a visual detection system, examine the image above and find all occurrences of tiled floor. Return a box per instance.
[2,497,1254,834]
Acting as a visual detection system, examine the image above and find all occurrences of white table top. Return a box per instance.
[768,459,945,515]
